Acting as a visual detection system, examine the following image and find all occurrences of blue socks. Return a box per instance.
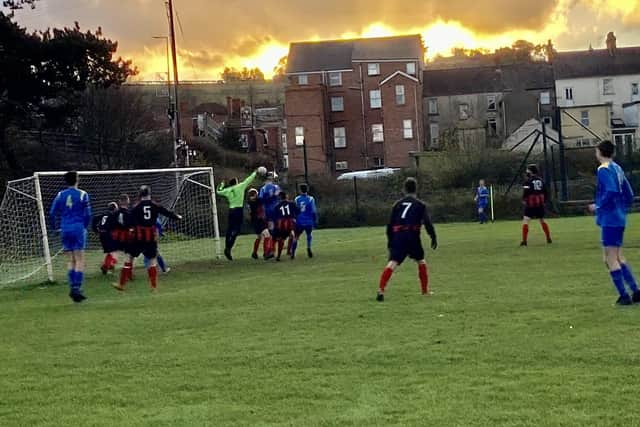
[610,269,628,298]
[157,255,166,272]
[68,270,83,293]
[621,264,639,293]
[291,240,298,257]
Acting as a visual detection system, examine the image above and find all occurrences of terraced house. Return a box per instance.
[284,35,424,177]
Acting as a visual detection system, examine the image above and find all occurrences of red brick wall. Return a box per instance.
[285,60,423,176]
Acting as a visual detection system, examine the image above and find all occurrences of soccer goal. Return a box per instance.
[0,167,221,286]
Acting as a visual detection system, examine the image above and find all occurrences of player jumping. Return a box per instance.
[520,165,552,246]
[259,172,281,255]
[113,186,182,291]
[474,179,490,224]
[49,171,92,303]
[273,192,298,261]
[92,201,119,274]
[377,178,437,302]
[588,140,640,306]
[291,184,317,259]
[247,188,273,259]
[217,169,260,261]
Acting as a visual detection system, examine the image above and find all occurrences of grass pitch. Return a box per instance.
[2,216,640,426]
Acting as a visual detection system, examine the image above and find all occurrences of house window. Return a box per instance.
[373,157,384,167]
[372,124,384,142]
[565,87,574,100]
[295,126,304,146]
[403,120,413,139]
[335,161,349,171]
[240,134,249,149]
[395,85,406,105]
[487,95,496,111]
[488,119,498,136]
[281,133,288,154]
[542,116,552,126]
[368,63,380,76]
[459,103,470,120]
[333,127,346,148]
[603,78,614,95]
[429,123,439,147]
[263,132,269,147]
[331,96,344,112]
[406,62,416,76]
[428,98,438,115]
[329,72,342,87]
[298,75,308,85]
[282,154,289,170]
[540,91,551,105]
[632,83,639,96]
[581,110,590,127]
[369,90,382,109]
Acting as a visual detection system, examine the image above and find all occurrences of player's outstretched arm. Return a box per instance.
[157,204,182,221]
[423,208,437,250]
[238,171,258,192]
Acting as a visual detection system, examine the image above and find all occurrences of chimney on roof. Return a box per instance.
[588,43,594,52]
[606,32,617,56]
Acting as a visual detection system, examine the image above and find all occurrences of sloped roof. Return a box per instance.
[554,47,640,79]
[423,63,554,97]
[286,35,423,74]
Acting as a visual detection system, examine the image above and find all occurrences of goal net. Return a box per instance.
[0,168,221,286]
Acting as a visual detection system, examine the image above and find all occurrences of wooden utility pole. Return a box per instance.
[166,0,187,166]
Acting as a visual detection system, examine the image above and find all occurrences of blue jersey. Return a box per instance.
[259,182,280,218]
[476,186,489,207]
[50,187,92,231]
[294,194,317,226]
[596,161,634,228]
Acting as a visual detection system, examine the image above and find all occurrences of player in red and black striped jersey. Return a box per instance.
[247,188,274,260]
[377,178,437,302]
[92,202,119,274]
[113,186,182,291]
[273,191,299,261]
[521,165,552,246]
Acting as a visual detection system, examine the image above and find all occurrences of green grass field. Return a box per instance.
[2,215,640,426]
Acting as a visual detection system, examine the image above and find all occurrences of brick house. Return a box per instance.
[284,35,424,178]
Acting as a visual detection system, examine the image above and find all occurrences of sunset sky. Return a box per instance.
[8,0,640,81]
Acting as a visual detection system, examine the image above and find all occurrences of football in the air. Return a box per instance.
[258,166,267,176]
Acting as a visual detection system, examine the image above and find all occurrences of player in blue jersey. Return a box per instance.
[474,179,490,224]
[377,178,437,302]
[259,172,281,256]
[49,171,92,303]
[291,184,317,259]
[588,140,639,306]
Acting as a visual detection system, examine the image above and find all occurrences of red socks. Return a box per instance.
[263,237,273,256]
[419,263,429,295]
[119,261,133,287]
[379,267,393,292]
[541,221,551,241]
[253,238,261,254]
[522,224,529,243]
[148,266,158,289]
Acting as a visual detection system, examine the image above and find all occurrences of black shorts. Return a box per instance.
[99,233,119,254]
[127,241,158,259]
[524,206,545,219]
[389,235,425,265]
[252,219,268,235]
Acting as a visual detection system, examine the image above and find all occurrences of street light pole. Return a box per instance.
[165,0,186,167]
[152,35,177,168]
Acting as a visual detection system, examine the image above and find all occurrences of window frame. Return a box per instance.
[295,126,304,146]
[540,91,551,105]
[487,95,497,111]
[331,96,344,112]
[369,89,382,109]
[603,78,615,95]
[487,118,498,136]
[428,98,438,115]
[372,124,384,143]
[298,74,308,85]
[580,110,590,127]
[335,161,349,171]
[333,127,347,149]
[429,123,439,147]
[395,85,406,105]
[632,83,639,96]
[328,72,342,87]
[403,119,414,140]
[565,87,574,100]
[406,62,416,76]
[367,63,380,76]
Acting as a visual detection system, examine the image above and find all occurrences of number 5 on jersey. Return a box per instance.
[143,205,152,220]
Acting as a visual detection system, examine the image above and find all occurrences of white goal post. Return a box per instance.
[0,167,221,286]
